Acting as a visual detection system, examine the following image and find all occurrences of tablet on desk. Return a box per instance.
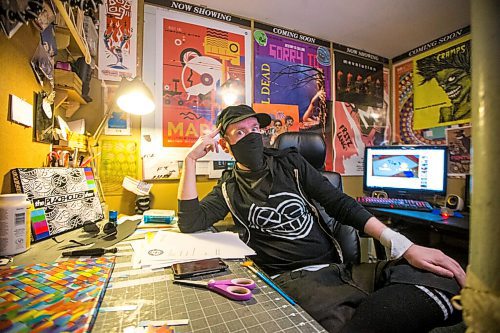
[172,258,228,278]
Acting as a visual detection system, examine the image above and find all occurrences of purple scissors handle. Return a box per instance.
[208,278,256,301]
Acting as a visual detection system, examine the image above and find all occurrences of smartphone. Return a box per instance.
[172,258,228,278]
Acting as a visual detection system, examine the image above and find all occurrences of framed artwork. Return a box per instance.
[33,92,54,144]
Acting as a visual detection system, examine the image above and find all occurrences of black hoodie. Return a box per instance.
[178,147,373,275]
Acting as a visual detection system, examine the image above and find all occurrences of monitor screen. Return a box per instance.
[363,145,448,197]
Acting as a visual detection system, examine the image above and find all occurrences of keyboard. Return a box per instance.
[356,197,434,212]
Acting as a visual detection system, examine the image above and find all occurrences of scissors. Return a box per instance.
[173,278,256,301]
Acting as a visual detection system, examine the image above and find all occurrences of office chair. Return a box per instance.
[274,132,466,332]
[274,132,361,264]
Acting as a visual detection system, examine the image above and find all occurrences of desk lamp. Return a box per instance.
[89,76,155,206]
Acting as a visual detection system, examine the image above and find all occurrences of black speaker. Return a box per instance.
[445,194,464,211]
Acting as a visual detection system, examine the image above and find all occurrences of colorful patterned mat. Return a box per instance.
[0,257,115,333]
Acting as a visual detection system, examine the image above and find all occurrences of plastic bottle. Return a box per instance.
[109,210,118,225]
[0,194,31,256]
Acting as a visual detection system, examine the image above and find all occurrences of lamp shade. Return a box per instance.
[115,77,155,115]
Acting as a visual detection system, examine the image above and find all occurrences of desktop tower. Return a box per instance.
[464,174,472,212]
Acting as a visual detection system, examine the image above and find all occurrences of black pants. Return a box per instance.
[273,260,461,333]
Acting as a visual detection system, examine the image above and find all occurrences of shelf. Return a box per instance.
[55,87,87,117]
[52,145,88,153]
[53,0,91,64]
[53,132,89,152]
[55,86,86,104]
[55,26,83,57]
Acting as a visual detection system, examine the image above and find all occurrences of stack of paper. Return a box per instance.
[131,231,256,269]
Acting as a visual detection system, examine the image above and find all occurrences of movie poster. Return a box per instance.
[252,103,300,147]
[334,52,384,108]
[393,60,447,145]
[98,0,137,81]
[141,5,252,170]
[253,25,333,170]
[161,16,249,147]
[413,38,471,130]
[446,126,471,175]
[333,68,391,175]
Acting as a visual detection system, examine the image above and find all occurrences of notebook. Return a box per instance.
[11,167,104,241]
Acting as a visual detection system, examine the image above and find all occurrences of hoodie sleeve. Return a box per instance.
[292,152,373,231]
[177,172,231,233]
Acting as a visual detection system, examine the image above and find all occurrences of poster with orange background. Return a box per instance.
[253,103,300,147]
[161,16,249,147]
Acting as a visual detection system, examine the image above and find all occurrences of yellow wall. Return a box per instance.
[0,25,51,194]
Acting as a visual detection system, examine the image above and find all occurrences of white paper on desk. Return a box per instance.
[140,231,255,267]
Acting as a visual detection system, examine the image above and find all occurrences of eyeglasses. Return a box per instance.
[83,220,117,236]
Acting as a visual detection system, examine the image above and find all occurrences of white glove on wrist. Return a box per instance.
[379,228,414,260]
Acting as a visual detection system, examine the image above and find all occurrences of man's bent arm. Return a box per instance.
[363,217,466,287]
[178,157,198,200]
[177,128,220,201]
[177,128,230,233]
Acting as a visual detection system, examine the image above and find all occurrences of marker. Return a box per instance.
[62,247,118,257]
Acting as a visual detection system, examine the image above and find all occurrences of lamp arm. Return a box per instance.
[93,104,114,142]
[93,79,113,143]
[87,80,112,208]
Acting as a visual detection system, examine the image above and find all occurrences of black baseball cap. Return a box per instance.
[216,105,271,136]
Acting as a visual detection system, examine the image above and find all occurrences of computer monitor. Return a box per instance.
[363,145,448,198]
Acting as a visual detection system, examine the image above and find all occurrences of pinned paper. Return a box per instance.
[142,155,180,180]
[10,94,33,127]
[122,176,152,195]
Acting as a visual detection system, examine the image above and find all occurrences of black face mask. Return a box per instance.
[230,132,265,171]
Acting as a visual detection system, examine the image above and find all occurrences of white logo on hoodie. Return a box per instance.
[248,192,313,239]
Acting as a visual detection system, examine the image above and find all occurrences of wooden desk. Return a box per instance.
[366,208,470,267]
[93,250,326,332]
[366,208,469,234]
[7,226,327,332]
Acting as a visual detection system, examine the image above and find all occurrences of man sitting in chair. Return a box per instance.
[177,104,465,333]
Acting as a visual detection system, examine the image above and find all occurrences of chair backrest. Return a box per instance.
[274,132,360,264]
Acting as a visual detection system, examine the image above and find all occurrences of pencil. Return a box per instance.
[242,261,296,306]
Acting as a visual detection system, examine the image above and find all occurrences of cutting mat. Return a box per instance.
[92,241,327,332]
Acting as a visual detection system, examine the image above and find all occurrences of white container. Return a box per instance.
[0,194,31,256]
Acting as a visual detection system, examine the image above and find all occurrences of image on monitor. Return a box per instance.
[363,145,447,197]
[371,155,419,178]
